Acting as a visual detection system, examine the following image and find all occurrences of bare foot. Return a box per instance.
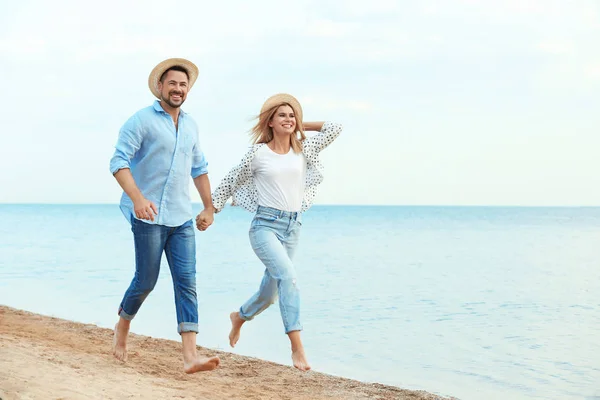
[113,322,129,362]
[184,356,221,374]
[229,311,245,348]
[292,349,311,371]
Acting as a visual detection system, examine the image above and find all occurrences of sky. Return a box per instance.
[1,0,599,206]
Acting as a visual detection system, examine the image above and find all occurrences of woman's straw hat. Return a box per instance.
[148,58,199,99]
[260,93,303,122]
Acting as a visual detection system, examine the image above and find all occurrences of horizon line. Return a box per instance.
[0,203,598,208]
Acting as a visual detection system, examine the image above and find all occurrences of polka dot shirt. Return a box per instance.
[212,122,343,213]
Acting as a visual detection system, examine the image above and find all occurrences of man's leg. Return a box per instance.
[113,218,166,361]
[165,220,219,373]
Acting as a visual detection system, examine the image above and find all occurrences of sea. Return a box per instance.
[0,204,598,400]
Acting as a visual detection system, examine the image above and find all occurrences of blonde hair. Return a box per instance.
[250,102,306,153]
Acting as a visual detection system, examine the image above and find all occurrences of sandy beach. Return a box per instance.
[0,306,448,400]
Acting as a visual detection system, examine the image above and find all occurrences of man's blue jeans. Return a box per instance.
[118,218,198,334]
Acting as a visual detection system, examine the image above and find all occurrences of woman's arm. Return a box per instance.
[211,147,254,212]
[211,165,241,213]
[303,121,325,132]
[302,121,343,153]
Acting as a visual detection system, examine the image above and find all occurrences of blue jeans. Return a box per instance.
[118,218,199,334]
[240,206,303,333]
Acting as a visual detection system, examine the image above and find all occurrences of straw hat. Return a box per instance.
[148,58,199,99]
[260,93,303,122]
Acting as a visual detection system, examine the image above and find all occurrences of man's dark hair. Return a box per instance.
[160,65,189,82]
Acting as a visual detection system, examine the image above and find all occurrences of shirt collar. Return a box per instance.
[152,100,186,117]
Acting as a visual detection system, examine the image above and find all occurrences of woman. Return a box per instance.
[203,93,342,371]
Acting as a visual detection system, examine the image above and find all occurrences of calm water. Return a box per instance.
[0,205,599,400]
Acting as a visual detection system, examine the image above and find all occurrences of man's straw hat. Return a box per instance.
[148,58,199,99]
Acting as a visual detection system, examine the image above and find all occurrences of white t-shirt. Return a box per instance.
[251,145,307,212]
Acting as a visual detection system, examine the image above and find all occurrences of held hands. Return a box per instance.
[195,207,215,231]
[133,197,158,221]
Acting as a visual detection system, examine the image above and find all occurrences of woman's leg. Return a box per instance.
[249,225,301,333]
[280,218,310,371]
[229,269,278,347]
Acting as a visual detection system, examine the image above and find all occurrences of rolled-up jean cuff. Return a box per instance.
[178,322,199,334]
[238,307,253,322]
[118,308,135,321]
[285,325,303,334]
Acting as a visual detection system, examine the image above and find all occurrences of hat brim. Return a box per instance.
[148,58,199,99]
[260,93,303,123]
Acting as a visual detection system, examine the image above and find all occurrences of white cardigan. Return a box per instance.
[212,122,343,213]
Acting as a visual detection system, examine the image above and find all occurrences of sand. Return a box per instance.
[0,306,449,400]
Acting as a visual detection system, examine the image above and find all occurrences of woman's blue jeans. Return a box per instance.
[239,206,303,333]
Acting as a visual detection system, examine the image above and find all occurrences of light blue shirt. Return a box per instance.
[109,101,208,227]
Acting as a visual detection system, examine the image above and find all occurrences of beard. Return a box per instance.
[161,91,185,108]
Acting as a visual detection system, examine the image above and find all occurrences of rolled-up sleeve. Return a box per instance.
[191,133,209,178]
[110,115,143,175]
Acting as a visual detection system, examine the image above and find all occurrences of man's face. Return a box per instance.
[157,70,189,108]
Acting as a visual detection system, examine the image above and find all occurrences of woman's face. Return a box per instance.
[268,105,296,136]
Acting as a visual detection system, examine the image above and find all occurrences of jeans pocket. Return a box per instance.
[252,214,278,228]
[130,214,138,232]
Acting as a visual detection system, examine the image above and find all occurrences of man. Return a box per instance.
[109,58,219,373]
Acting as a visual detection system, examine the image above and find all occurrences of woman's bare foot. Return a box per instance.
[287,330,310,371]
[229,311,245,348]
[184,355,221,374]
[291,349,311,371]
[113,319,130,362]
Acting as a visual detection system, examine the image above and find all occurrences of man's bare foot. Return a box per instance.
[291,349,311,371]
[229,311,245,348]
[184,356,221,374]
[113,321,129,362]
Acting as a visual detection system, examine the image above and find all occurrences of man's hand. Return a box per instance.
[133,197,158,221]
[195,207,215,231]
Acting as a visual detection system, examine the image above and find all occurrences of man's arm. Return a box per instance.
[193,173,215,231]
[114,168,157,221]
[110,114,157,221]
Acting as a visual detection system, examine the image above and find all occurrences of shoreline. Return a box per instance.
[0,305,451,400]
